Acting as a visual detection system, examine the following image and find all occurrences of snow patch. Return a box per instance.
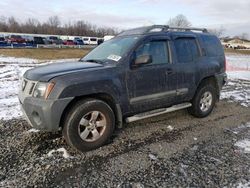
[148,154,158,160]
[235,139,250,153]
[0,56,78,120]
[235,182,250,188]
[47,148,71,159]
[27,128,40,133]
[167,125,174,131]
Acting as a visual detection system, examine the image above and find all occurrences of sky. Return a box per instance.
[0,0,250,37]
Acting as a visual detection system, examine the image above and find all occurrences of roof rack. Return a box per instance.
[118,25,208,36]
[147,25,208,33]
[167,26,208,33]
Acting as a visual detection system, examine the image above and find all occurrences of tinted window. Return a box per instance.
[174,38,199,63]
[135,40,169,65]
[201,35,224,57]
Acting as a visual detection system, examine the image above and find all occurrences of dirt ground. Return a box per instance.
[0,100,250,187]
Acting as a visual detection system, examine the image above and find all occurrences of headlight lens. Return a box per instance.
[33,82,55,99]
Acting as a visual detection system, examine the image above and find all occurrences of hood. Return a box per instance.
[24,61,103,82]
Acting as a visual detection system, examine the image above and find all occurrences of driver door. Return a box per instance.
[126,37,177,114]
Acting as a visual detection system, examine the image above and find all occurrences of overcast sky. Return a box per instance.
[0,0,250,37]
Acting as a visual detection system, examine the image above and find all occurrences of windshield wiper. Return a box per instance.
[82,59,104,64]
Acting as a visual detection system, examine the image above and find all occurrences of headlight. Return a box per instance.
[33,82,55,99]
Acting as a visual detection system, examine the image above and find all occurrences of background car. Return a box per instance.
[63,40,75,45]
[73,37,84,45]
[7,35,26,44]
[82,37,90,45]
[89,37,98,45]
[97,38,104,45]
[47,36,63,45]
[0,37,7,44]
[22,36,34,45]
[33,37,45,45]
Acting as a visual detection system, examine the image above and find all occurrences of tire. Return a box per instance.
[62,99,115,152]
[188,83,217,118]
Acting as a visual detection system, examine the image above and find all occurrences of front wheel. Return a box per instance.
[62,99,115,152]
[188,84,217,118]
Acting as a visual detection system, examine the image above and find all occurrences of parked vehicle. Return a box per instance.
[104,35,114,41]
[23,36,34,45]
[97,38,104,45]
[19,25,227,152]
[89,37,98,45]
[82,37,90,45]
[74,37,84,45]
[33,37,45,45]
[0,37,7,44]
[47,36,63,45]
[42,37,50,45]
[63,40,75,45]
[7,35,26,44]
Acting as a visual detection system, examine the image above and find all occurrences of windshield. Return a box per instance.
[82,36,139,62]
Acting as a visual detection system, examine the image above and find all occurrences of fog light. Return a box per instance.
[32,111,42,125]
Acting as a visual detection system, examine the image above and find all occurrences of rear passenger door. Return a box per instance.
[172,36,201,102]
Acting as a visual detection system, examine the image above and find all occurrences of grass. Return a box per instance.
[224,48,250,55]
[0,48,91,60]
[0,48,249,60]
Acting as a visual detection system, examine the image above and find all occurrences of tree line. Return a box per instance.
[0,16,118,37]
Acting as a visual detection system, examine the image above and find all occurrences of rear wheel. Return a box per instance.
[188,84,217,118]
[63,99,115,152]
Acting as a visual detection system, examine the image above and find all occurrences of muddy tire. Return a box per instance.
[188,84,217,118]
[62,99,115,152]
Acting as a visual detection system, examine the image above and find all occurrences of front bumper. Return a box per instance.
[19,93,73,131]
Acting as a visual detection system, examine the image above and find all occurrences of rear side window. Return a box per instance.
[135,40,169,65]
[174,38,199,63]
[201,35,224,57]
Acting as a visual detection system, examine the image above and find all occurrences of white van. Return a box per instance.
[81,37,98,45]
[104,35,114,41]
[82,37,90,45]
[89,37,98,45]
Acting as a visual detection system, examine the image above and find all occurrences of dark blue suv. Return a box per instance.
[19,25,227,152]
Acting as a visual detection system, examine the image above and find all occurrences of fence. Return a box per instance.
[0,43,96,49]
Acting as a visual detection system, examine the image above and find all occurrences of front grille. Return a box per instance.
[21,79,37,96]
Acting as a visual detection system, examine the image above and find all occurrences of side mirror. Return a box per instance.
[134,55,152,66]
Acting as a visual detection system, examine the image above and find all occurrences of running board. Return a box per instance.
[125,102,192,123]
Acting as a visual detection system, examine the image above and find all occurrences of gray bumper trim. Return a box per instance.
[20,97,73,131]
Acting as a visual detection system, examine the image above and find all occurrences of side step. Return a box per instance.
[125,102,192,123]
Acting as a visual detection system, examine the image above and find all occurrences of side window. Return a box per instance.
[188,39,200,59]
[174,38,200,63]
[135,40,169,65]
[201,35,224,57]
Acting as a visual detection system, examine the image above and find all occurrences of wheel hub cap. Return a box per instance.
[78,111,107,142]
[199,91,213,112]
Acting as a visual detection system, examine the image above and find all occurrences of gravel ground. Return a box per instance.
[0,100,250,187]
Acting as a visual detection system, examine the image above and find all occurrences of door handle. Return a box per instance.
[166,68,173,75]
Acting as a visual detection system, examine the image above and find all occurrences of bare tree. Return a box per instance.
[8,16,20,33]
[240,33,249,40]
[208,26,225,38]
[167,14,192,27]
[0,15,117,37]
[47,16,61,27]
